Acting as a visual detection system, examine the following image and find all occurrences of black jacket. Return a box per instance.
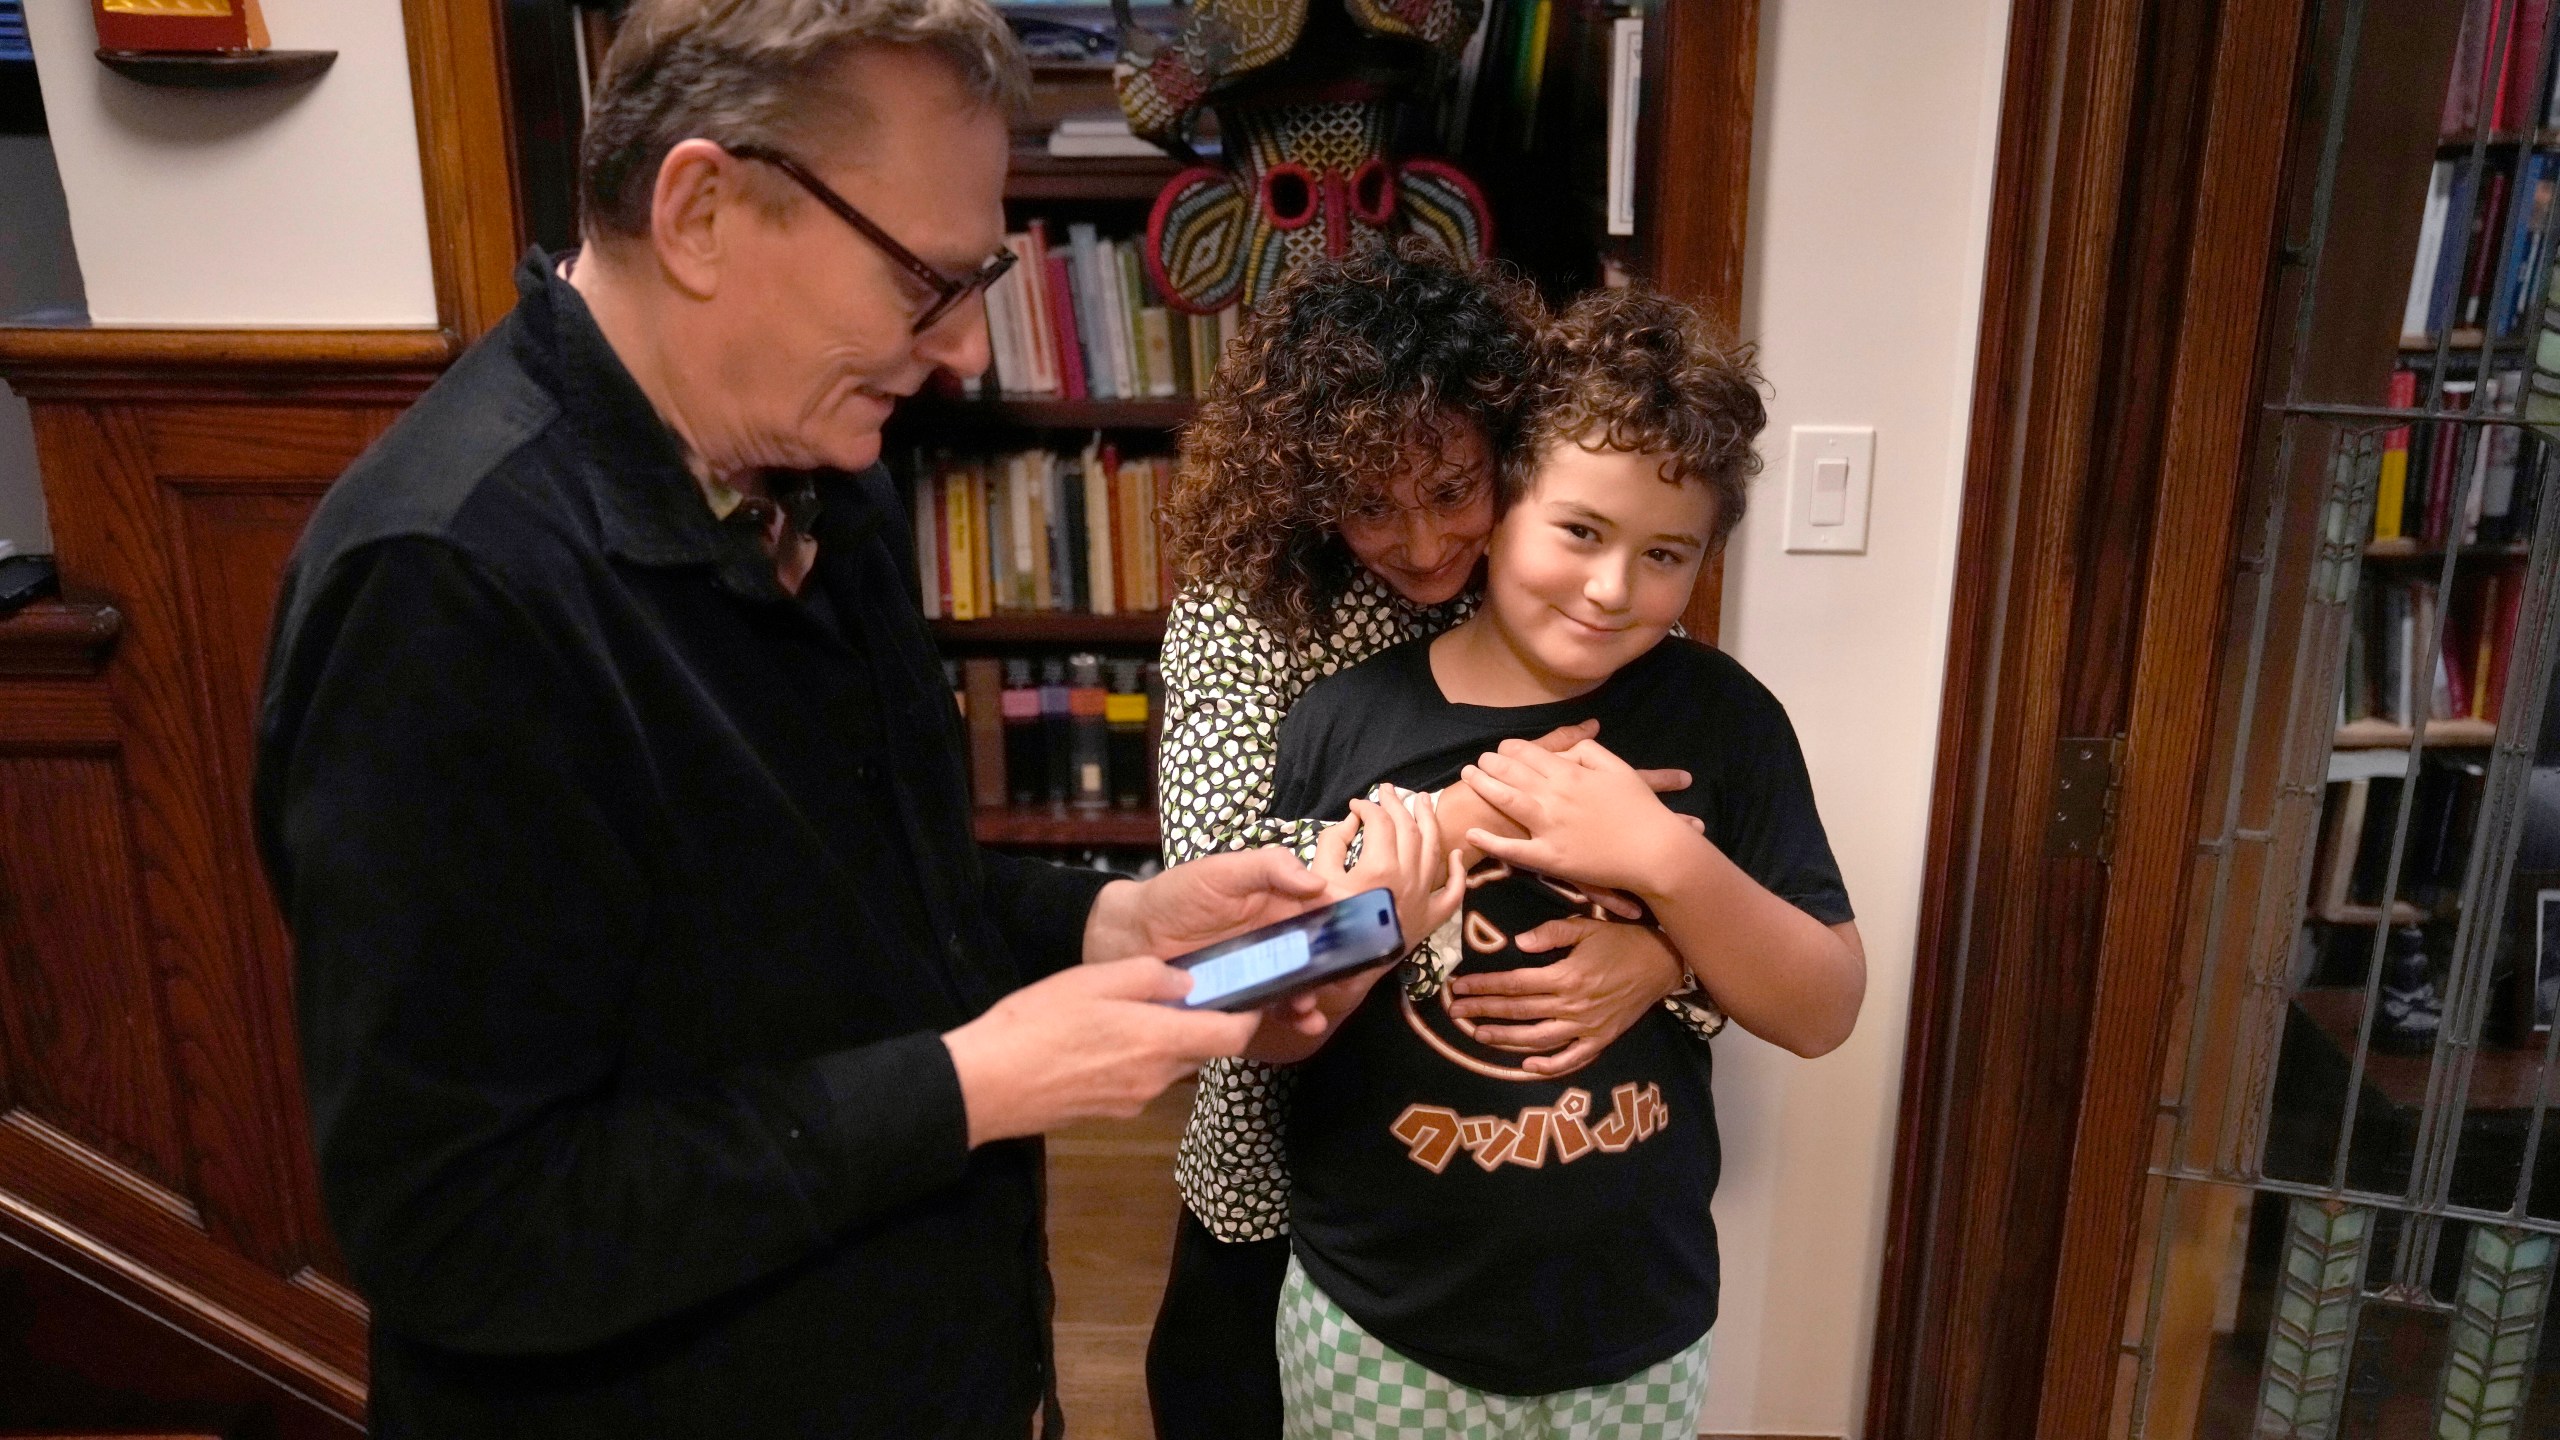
[254,252,1111,1437]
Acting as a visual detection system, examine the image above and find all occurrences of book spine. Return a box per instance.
[1134,457,1164,611]
[963,658,1007,807]
[2431,166,2479,336]
[1046,454,1073,612]
[2407,162,2456,340]
[1084,442,1117,616]
[1117,243,1152,397]
[1095,239,1136,397]
[2447,0,2489,135]
[2460,170,2512,329]
[1109,444,1135,614]
[947,463,975,620]
[986,245,1027,395]
[914,468,941,619]
[2377,369,2416,540]
[1018,226,1061,396]
[1046,254,1089,400]
[1061,453,1090,612]
[1140,308,1179,399]
[1067,224,1118,399]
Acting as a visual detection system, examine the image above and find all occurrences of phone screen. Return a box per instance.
[1171,888,1403,1011]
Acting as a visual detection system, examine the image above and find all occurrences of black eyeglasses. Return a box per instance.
[726,143,1016,335]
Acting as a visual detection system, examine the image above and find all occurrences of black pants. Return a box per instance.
[1145,1211,1289,1440]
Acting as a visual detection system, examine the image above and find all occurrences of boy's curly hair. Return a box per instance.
[1167,244,1547,644]
[1508,288,1768,549]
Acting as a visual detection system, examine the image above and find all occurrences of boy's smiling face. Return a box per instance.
[1479,439,1716,696]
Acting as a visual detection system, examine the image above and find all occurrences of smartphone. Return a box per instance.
[1167,887,1404,1012]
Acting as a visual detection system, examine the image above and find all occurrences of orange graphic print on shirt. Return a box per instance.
[1387,853,1674,1171]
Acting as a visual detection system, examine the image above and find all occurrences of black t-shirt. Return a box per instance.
[1272,634,1852,1395]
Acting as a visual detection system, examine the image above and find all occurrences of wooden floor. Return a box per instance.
[1048,1079,1191,1440]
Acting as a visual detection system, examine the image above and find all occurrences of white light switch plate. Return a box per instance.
[1783,425,1874,554]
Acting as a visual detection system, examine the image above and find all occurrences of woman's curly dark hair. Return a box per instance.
[1507,287,1768,550]
[1167,244,1547,644]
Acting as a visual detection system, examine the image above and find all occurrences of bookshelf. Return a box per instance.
[933,613,1165,645]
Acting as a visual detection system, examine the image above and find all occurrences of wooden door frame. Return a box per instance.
[1862,0,2316,1432]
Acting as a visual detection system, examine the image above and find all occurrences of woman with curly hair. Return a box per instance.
[1146,247,1720,1438]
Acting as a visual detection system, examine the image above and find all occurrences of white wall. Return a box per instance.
[1703,0,2013,1433]
[21,0,436,327]
[0,133,85,551]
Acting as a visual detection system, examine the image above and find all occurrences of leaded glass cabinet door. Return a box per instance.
[2117,1,2560,1435]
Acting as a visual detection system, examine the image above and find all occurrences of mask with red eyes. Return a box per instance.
[1112,0,1496,313]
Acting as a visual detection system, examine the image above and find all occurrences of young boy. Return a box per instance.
[1266,288,1867,1438]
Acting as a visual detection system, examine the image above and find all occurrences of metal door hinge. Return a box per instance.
[2048,735,2127,861]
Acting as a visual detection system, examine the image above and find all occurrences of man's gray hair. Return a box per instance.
[580,0,1028,241]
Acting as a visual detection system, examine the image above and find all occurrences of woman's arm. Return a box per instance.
[1157,586,1331,865]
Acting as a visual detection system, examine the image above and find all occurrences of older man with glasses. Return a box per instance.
[250,2,1415,1436]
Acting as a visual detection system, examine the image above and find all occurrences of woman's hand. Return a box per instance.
[1460,737,1702,899]
[1444,920,1688,1077]
[1311,791,1465,958]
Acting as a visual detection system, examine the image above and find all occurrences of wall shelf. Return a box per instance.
[94,49,337,88]
[2333,716,2499,749]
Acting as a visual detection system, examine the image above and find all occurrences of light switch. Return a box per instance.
[1784,425,1874,554]
[1811,457,1850,525]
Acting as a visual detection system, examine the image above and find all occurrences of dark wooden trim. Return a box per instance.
[1864,2,2120,1416]
[0,601,122,679]
[1861,0,2296,1431]
[1636,0,1756,645]
[2028,0,2316,1428]
[402,0,526,344]
[0,1112,366,1418]
[0,329,452,405]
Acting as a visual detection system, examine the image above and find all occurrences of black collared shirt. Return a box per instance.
[254,251,1112,1438]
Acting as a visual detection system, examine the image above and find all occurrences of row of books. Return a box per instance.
[2340,572,2528,729]
[2442,0,2560,137]
[0,0,28,64]
[2402,152,2559,341]
[972,221,1244,401]
[907,445,1175,619]
[948,653,1163,815]
[2370,369,2548,544]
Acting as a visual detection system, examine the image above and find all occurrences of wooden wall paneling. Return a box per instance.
[0,752,190,1193]
[0,338,437,1424]
[1635,0,1758,645]
[31,400,321,1280]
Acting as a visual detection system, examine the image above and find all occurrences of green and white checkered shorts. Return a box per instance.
[1276,1255,1711,1440]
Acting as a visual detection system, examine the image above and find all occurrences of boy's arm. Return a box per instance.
[1460,737,1865,1058]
